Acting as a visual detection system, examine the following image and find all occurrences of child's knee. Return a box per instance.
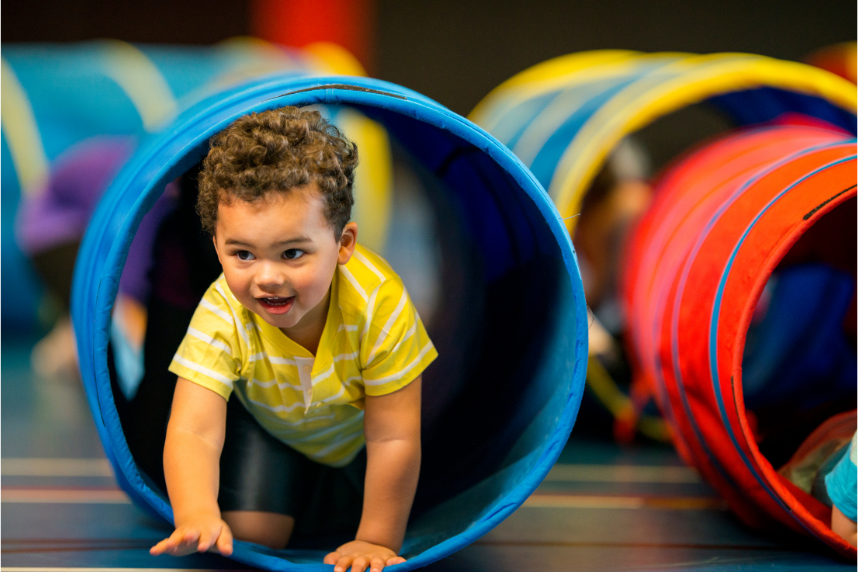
[222,510,295,550]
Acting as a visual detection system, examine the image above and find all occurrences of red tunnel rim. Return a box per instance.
[727,175,857,554]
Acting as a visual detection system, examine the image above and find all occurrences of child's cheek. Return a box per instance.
[296,266,330,304]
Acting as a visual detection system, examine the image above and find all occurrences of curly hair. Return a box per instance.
[197,106,358,237]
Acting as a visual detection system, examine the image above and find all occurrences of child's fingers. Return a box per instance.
[152,526,221,557]
[160,528,199,556]
[349,556,369,572]
[369,556,386,572]
[385,556,406,566]
[333,555,355,572]
[179,528,201,548]
[177,528,202,554]
[197,527,217,553]
[149,537,173,556]
[324,551,342,565]
[215,525,234,556]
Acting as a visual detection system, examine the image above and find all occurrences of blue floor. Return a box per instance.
[2,337,853,571]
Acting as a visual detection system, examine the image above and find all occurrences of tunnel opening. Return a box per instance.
[73,77,587,569]
[742,196,857,488]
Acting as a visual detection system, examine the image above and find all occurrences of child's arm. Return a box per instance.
[826,433,857,547]
[832,505,857,547]
[150,378,234,557]
[324,375,422,572]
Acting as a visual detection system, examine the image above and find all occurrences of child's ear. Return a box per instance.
[212,234,225,264]
[337,222,358,264]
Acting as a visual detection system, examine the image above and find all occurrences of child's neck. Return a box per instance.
[279,288,331,356]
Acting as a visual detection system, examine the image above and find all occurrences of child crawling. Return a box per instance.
[150,107,437,572]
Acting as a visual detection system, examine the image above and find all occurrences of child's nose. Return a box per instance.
[255,260,287,289]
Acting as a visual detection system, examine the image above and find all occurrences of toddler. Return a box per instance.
[149,107,437,572]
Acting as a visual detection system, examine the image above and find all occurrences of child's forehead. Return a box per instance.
[216,184,332,234]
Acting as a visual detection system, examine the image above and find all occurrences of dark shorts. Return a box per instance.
[218,398,366,537]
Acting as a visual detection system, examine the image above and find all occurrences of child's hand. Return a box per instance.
[323,540,405,572]
[150,516,234,557]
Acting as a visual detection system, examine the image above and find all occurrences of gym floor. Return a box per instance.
[2,336,852,572]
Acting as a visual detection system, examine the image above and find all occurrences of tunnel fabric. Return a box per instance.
[71,75,587,571]
[621,124,856,558]
[469,51,857,233]
[2,40,391,331]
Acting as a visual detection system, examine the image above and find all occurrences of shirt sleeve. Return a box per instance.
[360,278,437,397]
[168,281,243,400]
[826,432,858,522]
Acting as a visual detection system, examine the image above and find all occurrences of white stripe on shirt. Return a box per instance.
[312,364,336,385]
[276,411,364,441]
[172,354,235,388]
[361,286,380,338]
[353,250,386,282]
[247,377,303,390]
[340,266,368,301]
[313,426,366,457]
[187,326,233,356]
[243,352,298,366]
[363,340,435,386]
[333,351,360,363]
[200,298,233,324]
[319,385,346,404]
[278,412,338,425]
[390,323,417,356]
[246,397,306,414]
[367,290,408,364]
[215,283,250,346]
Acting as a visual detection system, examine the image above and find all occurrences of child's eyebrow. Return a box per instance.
[223,237,312,247]
[274,237,312,246]
[224,238,253,247]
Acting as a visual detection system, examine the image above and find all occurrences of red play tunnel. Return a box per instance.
[622,124,856,557]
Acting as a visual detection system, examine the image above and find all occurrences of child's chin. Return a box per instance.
[264,313,298,329]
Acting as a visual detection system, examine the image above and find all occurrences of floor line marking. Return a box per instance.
[544,464,700,483]
[524,493,726,510]
[2,569,221,572]
[473,539,790,551]
[2,458,113,477]
[1,459,700,483]
[2,486,725,509]
[2,487,130,504]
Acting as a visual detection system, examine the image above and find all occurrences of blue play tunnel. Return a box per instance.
[71,74,588,570]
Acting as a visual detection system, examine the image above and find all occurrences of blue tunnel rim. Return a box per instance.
[72,73,589,571]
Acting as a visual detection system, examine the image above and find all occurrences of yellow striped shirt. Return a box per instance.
[168,244,437,467]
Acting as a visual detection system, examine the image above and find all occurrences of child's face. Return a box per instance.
[213,184,356,335]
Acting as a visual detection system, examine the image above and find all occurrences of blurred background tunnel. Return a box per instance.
[2,1,856,570]
[3,0,855,325]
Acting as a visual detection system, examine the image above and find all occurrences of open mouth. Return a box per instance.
[257,296,295,315]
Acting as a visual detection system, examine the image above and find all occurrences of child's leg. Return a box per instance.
[218,399,319,549]
[221,511,294,550]
[831,505,857,547]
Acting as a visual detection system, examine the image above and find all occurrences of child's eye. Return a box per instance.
[235,250,255,261]
[283,249,305,260]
